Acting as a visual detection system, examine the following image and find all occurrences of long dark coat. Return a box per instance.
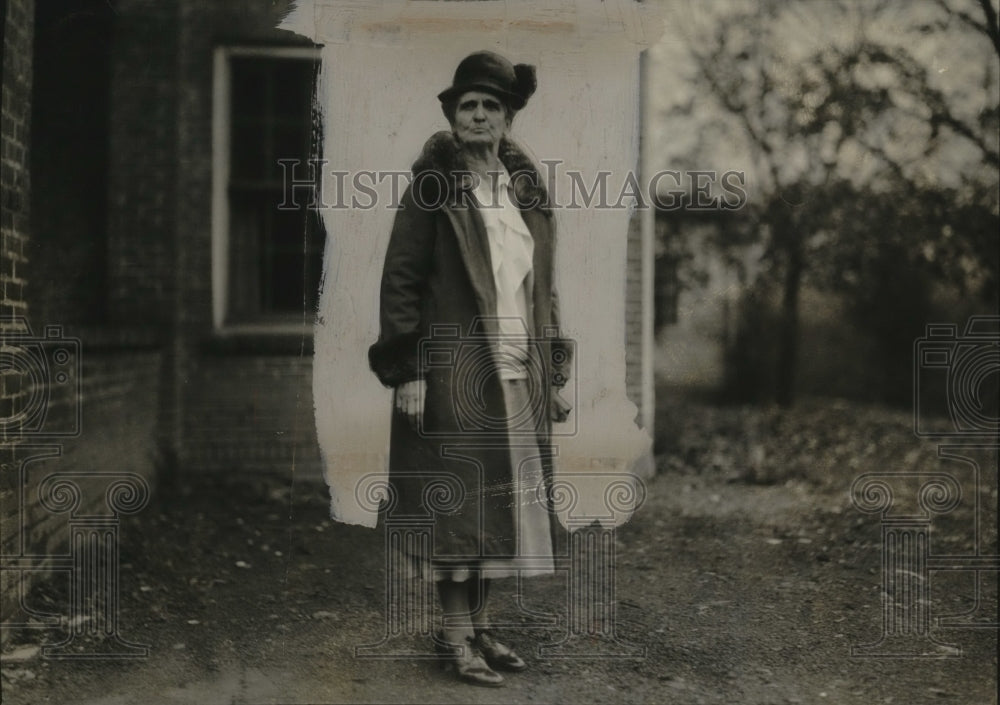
[368,131,572,561]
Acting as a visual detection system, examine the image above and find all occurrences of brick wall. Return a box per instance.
[90,0,318,476]
[1,0,36,639]
[625,212,644,420]
[0,349,163,553]
[1,347,162,634]
[103,0,184,467]
[28,0,113,327]
[101,0,649,477]
[173,0,309,330]
[172,0,317,474]
[106,0,179,328]
[182,354,321,476]
[2,1,165,644]
[1,0,32,327]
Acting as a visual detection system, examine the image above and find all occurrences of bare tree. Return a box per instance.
[663,0,999,405]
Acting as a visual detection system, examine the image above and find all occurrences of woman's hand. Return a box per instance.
[550,387,572,423]
[395,379,426,430]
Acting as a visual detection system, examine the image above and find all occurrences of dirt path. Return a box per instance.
[2,398,996,704]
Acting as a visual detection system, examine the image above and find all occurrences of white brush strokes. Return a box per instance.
[282,0,663,528]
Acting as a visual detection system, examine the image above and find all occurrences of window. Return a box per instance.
[213,46,323,331]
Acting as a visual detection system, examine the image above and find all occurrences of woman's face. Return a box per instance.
[451,90,510,150]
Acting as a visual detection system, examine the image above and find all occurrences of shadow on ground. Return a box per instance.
[2,391,997,704]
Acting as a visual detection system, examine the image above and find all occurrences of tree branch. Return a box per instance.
[978,0,1000,59]
[932,0,1000,58]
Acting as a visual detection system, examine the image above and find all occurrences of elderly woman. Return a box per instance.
[368,51,571,687]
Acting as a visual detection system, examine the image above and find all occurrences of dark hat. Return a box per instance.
[437,51,537,110]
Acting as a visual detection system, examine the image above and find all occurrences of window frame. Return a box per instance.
[211,44,322,335]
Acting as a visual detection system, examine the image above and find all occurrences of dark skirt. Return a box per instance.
[397,378,554,582]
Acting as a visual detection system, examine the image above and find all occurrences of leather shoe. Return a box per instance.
[434,633,505,687]
[473,630,527,672]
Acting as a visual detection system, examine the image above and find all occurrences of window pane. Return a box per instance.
[270,123,311,181]
[226,51,324,323]
[228,193,265,320]
[272,60,315,117]
[230,119,267,180]
[268,253,307,311]
[230,58,268,118]
[265,206,322,313]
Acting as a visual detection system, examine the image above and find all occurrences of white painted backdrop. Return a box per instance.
[282,0,661,528]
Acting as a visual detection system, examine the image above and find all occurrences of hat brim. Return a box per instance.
[437,82,526,110]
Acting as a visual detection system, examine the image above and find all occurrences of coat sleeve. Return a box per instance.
[548,219,573,389]
[368,186,436,388]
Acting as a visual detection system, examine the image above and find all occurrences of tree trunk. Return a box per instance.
[776,235,802,407]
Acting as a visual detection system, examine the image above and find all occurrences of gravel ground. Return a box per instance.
[1,395,996,704]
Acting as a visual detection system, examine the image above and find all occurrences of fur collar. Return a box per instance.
[411,131,550,212]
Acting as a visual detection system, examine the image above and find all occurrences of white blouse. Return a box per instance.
[472,167,535,379]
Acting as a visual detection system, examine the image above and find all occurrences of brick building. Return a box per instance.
[1,0,652,637]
